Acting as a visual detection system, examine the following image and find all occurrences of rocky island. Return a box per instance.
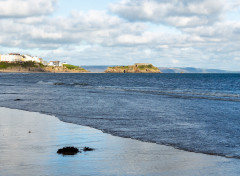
[105,63,161,73]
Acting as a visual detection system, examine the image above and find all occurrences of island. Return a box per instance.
[0,53,88,73]
[104,63,161,73]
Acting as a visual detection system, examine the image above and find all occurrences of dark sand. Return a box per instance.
[0,107,239,176]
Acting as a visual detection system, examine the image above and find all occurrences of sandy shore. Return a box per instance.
[0,107,239,176]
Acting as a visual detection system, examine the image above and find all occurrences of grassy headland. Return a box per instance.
[0,61,89,73]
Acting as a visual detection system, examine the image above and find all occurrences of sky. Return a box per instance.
[0,0,240,70]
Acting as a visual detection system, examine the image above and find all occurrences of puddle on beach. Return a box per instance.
[0,107,239,176]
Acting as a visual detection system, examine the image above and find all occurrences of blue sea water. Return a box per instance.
[0,73,240,158]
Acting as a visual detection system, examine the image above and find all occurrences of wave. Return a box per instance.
[37,81,56,85]
[1,103,239,160]
[90,85,240,101]
[0,84,14,87]
[36,81,240,102]
[92,86,240,102]
[54,82,90,87]
[37,81,90,87]
[62,116,240,160]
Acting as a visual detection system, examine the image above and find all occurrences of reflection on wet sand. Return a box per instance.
[0,107,239,176]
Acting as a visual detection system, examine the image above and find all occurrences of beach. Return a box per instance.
[0,0,239,175]
[0,107,239,176]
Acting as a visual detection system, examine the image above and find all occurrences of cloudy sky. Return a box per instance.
[0,0,240,70]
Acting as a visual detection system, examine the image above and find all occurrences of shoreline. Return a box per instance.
[0,70,89,73]
[1,71,239,74]
[1,107,240,176]
[0,71,90,73]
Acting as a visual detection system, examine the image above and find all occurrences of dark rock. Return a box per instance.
[57,146,80,155]
[28,131,31,133]
[83,147,94,152]
[54,83,65,85]
[14,99,22,101]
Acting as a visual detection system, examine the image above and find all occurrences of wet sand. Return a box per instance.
[0,107,239,176]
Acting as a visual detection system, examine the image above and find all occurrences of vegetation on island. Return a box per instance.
[63,64,86,71]
[109,66,129,69]
[138,64,159,70]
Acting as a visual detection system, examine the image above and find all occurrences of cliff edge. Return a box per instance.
[105,63,161,73]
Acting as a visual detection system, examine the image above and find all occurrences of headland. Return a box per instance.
[0,53,88,73]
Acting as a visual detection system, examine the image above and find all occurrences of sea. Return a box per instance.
[0,73,240,159]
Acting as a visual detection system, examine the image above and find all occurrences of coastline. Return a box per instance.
[0,71,90,73]
[0,107,239,176]
[0,70,89,73]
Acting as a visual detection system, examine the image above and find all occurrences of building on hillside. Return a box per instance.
[0,53,67,67]
[0,53,23,62]
[48,61,62,67]
[135,63,151,67]
[39,58,43,63]
[42,61,48,66]
[23,55,41,63]
[32,56,41,63]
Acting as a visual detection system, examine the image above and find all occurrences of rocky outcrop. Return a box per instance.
[105,64,161,73]
[44,66,89,73]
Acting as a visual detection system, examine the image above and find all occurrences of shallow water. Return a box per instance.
[1,108,240,176]
[0,73,240,158]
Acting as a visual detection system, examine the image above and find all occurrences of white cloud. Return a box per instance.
[0,0,57,17]
[0,0,240,70]
[110,0,240,27]
[171,59,180,64]
[0,10,147,49]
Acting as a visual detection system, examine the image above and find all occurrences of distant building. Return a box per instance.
[48,61,62,67]
[0,53,23,62]
[23,55,41,63]
[0,53,69,67]
[42,61,48,66]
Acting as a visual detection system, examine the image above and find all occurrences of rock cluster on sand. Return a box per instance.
[57,146,95,155]
[105,63,161,73]
[57,147,80,155]
[83,147,94,151]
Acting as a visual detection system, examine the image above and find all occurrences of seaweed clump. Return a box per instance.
[83,147,94,152]
[57,146,80,155]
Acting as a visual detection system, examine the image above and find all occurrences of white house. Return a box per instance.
[23,55,41,63]
[0,53,66,68]
[42,61,48,66]
[0,53,23,62]
[48,61,62,67]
